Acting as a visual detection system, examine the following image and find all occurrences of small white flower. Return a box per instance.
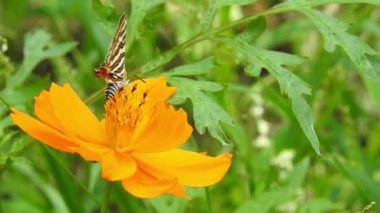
[271,149,295,171]
[253,135,271,148]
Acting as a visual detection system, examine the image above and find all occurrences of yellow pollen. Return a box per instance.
[104,83,148,148]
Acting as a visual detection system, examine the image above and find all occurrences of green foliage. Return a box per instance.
[127,0,164,51]
[166,58,235,145]
[301,8,378,78]
[223,38,320,154]
[5,29,77,91]
[1,0,380,212]
[201,0,257,31]
[236,158,310,213]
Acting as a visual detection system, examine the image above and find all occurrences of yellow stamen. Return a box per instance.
[105,83,148,149]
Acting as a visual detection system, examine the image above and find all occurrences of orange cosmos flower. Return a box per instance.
[10,77,232,198]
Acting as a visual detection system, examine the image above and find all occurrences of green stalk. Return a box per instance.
[205,187,213,213]
[100,181,113,213]
[0,96,11,111]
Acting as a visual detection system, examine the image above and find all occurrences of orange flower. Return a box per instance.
[10,77,232,198]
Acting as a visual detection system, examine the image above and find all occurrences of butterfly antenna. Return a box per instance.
[132,74,146,83]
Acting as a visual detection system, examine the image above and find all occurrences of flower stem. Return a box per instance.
[0,96,11,111]
[205,187,213,213]
[100,180,113,213]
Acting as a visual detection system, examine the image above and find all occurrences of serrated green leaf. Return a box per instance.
[126,0,164,51]
[168,78,224,104]
[299,8,378,79]
[222,38,320,154]
[168,57,215,76]
[5,29,77,91]
[167,76,234,145]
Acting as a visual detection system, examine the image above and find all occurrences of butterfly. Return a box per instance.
[95,14,128,100]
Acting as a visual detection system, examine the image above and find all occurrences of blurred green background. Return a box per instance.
[1,0,380,212]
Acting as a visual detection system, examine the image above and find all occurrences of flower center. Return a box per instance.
[105,82,148,149]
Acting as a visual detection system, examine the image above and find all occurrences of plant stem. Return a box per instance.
[0,96,11,111]
[205,187,213,213]
[100,180,113,213]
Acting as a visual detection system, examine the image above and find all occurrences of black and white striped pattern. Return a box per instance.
[105,83,119,100]
[105,14,127,84]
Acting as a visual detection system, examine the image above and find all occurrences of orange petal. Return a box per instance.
[10,108,77,152]
[47,83,107,145]
[130,103,192,153]
[100,151,137,181]
[133,150,232,187]
[75,119,109,161]
[75,138,111,161]
[34,91,63,131]
[130,77,175,107]
[121,169,186,198]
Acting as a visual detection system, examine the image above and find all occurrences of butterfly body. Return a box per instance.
[105,83,119,100]
[94,14,128,100]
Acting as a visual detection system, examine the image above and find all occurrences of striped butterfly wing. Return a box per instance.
[105,14,127,85]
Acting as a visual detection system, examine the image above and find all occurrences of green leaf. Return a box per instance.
[286,157,310,188]
[201,0,221,31]
[168,78,224,104]
[91,0,121,53]
[299,8,378,79]
[139,48,180,74]
[167,75,234,145]
[167,57,215,76]
[364,69,380,112]
[222,38,320,154]
[41,148,87,213]
[236,16,267,44]
[88,163,101,192]
[12,160,71,213]
[43,42,78,58]
[334,156,380,204]
[126,0,164,51]
[5,29,77,91]
[91,0,120,36]
[202,0,257,31]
